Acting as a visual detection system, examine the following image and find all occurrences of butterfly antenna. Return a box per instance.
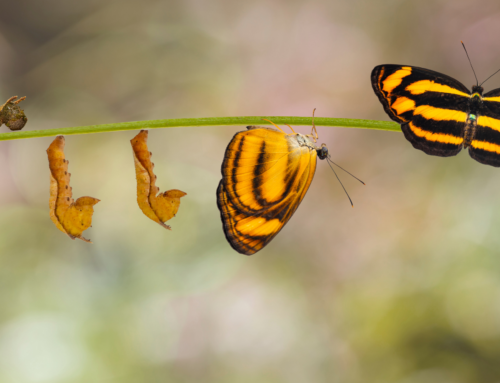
[328,157,365,185]
[326,159,354,207]
[480,67,500,87]
[461,41,478,86]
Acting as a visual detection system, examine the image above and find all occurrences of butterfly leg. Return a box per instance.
[261,118,286,134]
[310,108,318,141]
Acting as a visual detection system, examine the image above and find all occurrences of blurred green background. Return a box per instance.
[1,0,500,382]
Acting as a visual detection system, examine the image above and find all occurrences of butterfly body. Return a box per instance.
[217,126,327,255]
[371,65,500,167]
[463,86,483,148]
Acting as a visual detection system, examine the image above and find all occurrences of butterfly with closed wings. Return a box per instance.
[217,111,364,255]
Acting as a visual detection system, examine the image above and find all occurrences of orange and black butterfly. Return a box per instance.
[216,115,329,255]
[216,112,363,255]
[371,47,500,167]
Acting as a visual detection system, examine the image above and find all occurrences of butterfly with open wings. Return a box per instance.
[372,45,500,167]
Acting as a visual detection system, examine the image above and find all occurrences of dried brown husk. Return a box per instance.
[47,136,100,243]
[131,130,186,230]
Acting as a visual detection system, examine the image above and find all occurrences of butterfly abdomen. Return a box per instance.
[463,114,477,148]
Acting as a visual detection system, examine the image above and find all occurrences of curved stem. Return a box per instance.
[0,116,400,141]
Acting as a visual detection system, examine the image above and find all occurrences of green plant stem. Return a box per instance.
[0,116,400,141]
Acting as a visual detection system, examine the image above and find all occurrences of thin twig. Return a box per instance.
[0,116,400,141]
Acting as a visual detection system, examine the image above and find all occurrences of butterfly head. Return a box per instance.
[317,143,329,160]
[471,85,484,98]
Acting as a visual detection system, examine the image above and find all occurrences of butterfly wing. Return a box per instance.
[372,65,471,157]
[469,88,500,166]
[217,127,317,255]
